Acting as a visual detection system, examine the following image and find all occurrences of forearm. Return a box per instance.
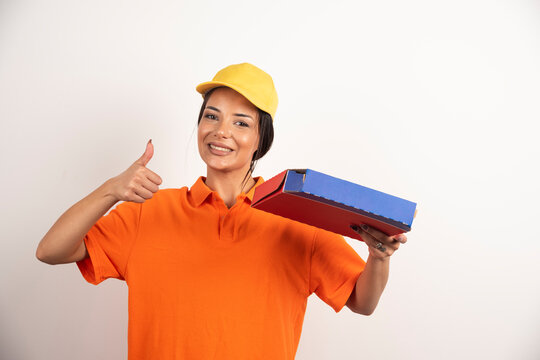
[36,179,118,264]
[348,255,390,315]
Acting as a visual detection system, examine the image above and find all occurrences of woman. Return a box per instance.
[36,62,407,359]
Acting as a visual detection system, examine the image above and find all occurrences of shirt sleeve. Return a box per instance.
[76,200,142,285]
[309,228,366,313]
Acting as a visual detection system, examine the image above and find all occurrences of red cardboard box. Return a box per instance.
[251,169,417,240]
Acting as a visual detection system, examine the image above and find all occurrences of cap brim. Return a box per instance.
[195,81,264,112]
[196,81,238,96]
[195,80,275,120]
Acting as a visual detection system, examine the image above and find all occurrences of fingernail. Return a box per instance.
[361,224,369,231]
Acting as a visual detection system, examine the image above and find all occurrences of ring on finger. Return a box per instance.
[375,242,386,252]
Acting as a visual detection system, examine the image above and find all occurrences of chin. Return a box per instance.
[205,160,251,175]
[201,157,233,172]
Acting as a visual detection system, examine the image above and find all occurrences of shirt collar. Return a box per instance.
[190,176,265,207]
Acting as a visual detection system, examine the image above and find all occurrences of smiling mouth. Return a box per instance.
[209,144,233,153]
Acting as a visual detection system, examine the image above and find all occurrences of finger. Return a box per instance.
[364,231,399,251]
[134,185,154,200]
[134,139,154,167]
[351,224,399,252]
[358,224,396,247]
[145,168,163,185]
[123,188,146,203]
[366,234,392,255]
[350,225,396,252]
[392,234,408,244]
[141,177,159,193]
[372,242,390,254]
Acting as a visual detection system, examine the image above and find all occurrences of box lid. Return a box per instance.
[284,169,417,227]
[252,169,417,235]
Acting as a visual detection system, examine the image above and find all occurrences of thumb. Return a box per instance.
[135,139,154,166]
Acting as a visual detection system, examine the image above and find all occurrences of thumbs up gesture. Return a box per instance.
[108,139,163,203]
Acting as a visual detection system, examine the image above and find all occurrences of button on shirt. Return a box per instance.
[76,175,366,360]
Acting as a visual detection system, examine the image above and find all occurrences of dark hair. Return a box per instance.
[197,86,274,192]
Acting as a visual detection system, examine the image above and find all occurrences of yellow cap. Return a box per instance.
[196,62,278,121]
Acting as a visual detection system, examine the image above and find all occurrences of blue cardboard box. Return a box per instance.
[251,169,417,238]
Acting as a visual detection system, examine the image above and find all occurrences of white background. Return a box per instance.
[1,0,539,359]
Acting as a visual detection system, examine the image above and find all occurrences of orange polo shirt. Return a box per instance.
[76,176,366,360]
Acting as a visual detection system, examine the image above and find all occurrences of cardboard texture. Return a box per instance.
[251,169,417,239]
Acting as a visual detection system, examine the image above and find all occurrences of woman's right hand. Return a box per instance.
[107,139,163,203]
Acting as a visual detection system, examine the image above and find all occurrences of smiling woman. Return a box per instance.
[37,62,369,360]
[197,86,274,194]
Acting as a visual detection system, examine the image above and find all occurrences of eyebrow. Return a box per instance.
[206,106,254,120]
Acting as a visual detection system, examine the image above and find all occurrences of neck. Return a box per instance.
[205,167,256,208]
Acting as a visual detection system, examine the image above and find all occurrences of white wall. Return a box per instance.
[1,0,539,359]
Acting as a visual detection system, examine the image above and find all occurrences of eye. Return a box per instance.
[235,121,249,127]
[205,113,217,120]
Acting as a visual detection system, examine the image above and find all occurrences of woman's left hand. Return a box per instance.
[350,224,407,260]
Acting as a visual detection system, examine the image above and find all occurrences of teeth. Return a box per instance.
[209,144,232,152]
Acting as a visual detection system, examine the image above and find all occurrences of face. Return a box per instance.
[197,87,260,175]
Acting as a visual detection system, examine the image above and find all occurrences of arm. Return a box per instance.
[345,224,407,315]
[346,256,389,315]
[36,140,162,265]
[35,180,119,264]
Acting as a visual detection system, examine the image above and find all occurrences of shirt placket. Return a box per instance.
[212,193,241,242]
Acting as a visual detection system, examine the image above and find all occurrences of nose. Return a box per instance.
[216,119,232,138]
